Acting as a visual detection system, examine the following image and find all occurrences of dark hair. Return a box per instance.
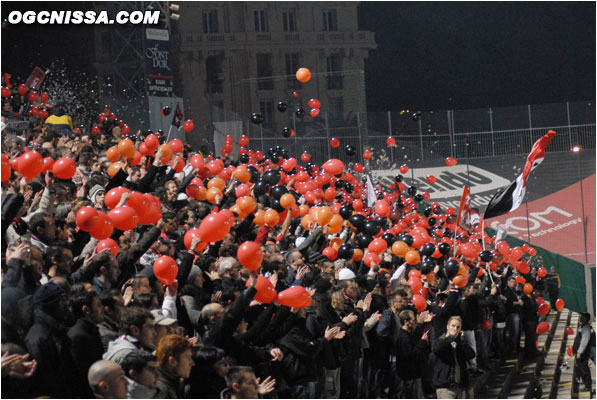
[120,308,153,335]
[121,350,157,378]
[99,289,122,309]
[132,292,159,309]
[194,346,226,376]
[70,290,98,319]
[225,366,254,388]
[28,212,50,234]
[88,252,114,275]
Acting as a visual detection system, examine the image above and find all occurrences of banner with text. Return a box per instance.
[145,28,174,96]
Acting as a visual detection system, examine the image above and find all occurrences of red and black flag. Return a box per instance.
[171,103,183,128]
[483,130,557,220]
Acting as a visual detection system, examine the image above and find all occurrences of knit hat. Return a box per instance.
[33,282,65,308]
[338,268,356,281]
[89,185,105,204]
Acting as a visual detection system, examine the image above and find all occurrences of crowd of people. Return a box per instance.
[1,84,595,400]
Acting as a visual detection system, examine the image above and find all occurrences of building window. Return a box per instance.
[322,9,337,32]
[206,56,223,94]
[326,54,343,89]
[259,100,274,123]
[254,9,268,32]
[202,9,218,33]
[285,53,301,89]
[282,8,297,32]
[256,53,273,90]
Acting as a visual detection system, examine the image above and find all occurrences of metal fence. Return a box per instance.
[214,101,595,168]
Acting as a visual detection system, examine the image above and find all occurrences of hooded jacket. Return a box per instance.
[103,335,150,366]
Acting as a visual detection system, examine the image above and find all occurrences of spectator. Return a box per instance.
[121,350,162,399]
[103,308,156,366]
[573,313,595,394]
[88,359,128,399]
[155,334,195,398]
[221,366,276,399]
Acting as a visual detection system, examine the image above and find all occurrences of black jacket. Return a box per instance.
[24,309,78,398]
[395,327,429,380]
[430,289,459,340]
[431,334,475,389]
[67,318,105,398]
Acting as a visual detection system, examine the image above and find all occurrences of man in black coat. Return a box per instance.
[395,309,430,398]
[24,283,78,398]
[521,288,539,362]
[68,289,106,397]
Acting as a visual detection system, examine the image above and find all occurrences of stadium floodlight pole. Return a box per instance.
[572,145,588,264]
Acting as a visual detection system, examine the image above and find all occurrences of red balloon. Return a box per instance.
[375,199,391,217]
[386,137,396,146]
[52,157,76,179]
[368,238,388,254]
[408,278,422,295]
[89,212,114,240]
[96,238,119,256]
[566,327,574,335]
[28,91,38,103]
[309,108,320,118]
[537,267,547,278]
[237,241,263,271]
[301,152,311,162]
[517,261,530,274]
[330,138,340,148]
[277,286,312,308]
[481,320,492,331]
[145,134,159,151]
[182,120,194,133]
[399,164,409,174]
[1,87,11,98]
[104,187,132,209]
[322,159,345,175]
[426,175,436,184]
[190,154,204,169]
[412,294,427,312]
[247,276,277,304]
[76,206,100,232]
[496,241,510,257]
[39,109,48,119]
[446,157,458,167]
[528,247,537,256]
[536,321,549,335]
[18,151,44,179]
[184,228,205,252]
[197,211,233,243]
[108,205,139,231]
[363,149,372,160]
[307,98,321,109]
[153,256,178,285]
[235,183,252,198]
[239,135,249,146]
[354,163,364,173]
[1,154,11,182]
[363,252,380,268]
[206,161,223,176]
[537,302,550,316]
[322,247,338,261]
[40,92,48,103]
[567,346,574,357]
[168,139,184,153]
[555,298,564,311]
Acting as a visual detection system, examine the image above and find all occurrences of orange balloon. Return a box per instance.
[108,162,125,178]
[425,272,436,283]
[280,193,296,209]
[159,144,173,164]
[327,214,343,234]
[234,165,251,183]
[295,67,312,83]
[316,206,333,226]
[195,186,207,201]
[352,248,364,261]
[301,214,312,230]
[264,209,280,227]
[392,241,410,257]
[106,146,121,162]
[453,274,468,288]
[299,204,309,217]
[117,139,135,158]
[206,187,223,204]
[405,250,420,265]
[208,177,226,192]
[237,196,257,213]
[523,283,533,295]
[253,209,265,225]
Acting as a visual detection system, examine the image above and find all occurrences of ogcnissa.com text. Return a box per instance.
[6,10,161,25]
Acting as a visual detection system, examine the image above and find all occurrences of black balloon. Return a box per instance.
[422,243,436,257]
[423,207,432,217]
[339,206,353,219]
[250,112,264,124]
[239,153,250,164]
[445,259,460,279]
[364,221,380,236]
[295,108,305,119]
[253,180,270,196]
[270,154,280,164]
[381,232,395,245]
[432,205,442,214]
[414,194,424,202]
[344,183,354,193]
[408,186,417,196]
[375,216,387,229]
[335,180,345,189]
[277,101,288,112]
[270,185,287,200]
[479,250,493,262]
[399,234,414,247]
[247,166,259,182]
[338,244,354,260]
[271,199,285,212]
[421,259,435,274]
[438,242,451,255]
[345,144,356,156]
[357,234,373,249]
[282,127,292,137]
[161,106,171,116]
[395,174,403,182]
[349,214,366,230]
[263,170,281,185]
[428,217,437,227]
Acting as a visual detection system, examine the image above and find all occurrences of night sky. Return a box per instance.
[1,2,595,112]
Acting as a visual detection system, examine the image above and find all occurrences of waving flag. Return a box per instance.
[171,103,183,128]
[484,130,556,220]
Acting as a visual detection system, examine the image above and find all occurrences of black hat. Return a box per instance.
[313,277,332,294]
[33,283,65,308]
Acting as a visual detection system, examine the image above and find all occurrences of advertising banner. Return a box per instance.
[145,28,174,96]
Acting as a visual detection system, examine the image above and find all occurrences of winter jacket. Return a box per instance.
[127,377,165,399]
[395,327,429,380]
[157,367,183,399]
[103,335,151,366]
[431,334,475,389]
[98,315,120,351]
[68,318,105,397]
